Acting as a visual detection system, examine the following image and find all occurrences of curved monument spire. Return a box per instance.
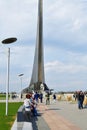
[29,0,46,91]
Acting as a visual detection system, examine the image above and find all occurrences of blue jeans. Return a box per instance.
[78,100,81,109]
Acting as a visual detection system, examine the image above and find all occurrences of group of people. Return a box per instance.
[23,91,43,117]
[24,93,38,117]
[34,91,43,103]
[74,91,85,109]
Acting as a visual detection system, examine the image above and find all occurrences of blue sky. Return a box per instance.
[0,0,87,92]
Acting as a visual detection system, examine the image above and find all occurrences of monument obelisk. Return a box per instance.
[29,0,46,91]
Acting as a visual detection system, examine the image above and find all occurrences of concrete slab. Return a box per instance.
[11,118,24,130]
[22,122,33,130]
[47,101,87,130]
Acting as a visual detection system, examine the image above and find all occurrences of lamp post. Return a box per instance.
[2,37,17,116]
[18,74,24,99]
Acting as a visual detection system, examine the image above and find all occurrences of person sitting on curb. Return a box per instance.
[23,94,33,121]
[24,93,38,116]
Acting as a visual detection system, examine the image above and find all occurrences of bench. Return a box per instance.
[11,105,33,130]
[17,105,31,122]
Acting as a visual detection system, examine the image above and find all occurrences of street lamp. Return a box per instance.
[1,37,17,116]
[18,74,24,99]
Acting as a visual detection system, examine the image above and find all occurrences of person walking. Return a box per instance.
[39,93,43,103]
[46,92,50,105]
[80,91,84,109]
[76,91,82,109]
[53,93,56,103]
[34,92,39,103]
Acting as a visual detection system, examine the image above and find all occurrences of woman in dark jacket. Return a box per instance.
[80,91,84,109]
[76,91,82,109]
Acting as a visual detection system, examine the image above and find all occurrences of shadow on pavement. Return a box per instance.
[45,108,61,111]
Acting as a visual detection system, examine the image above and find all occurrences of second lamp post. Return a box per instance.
[18,73,24,99]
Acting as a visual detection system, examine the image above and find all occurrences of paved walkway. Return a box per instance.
[11,100,87,130]
[48,101,87,130]
[37,102,80,130]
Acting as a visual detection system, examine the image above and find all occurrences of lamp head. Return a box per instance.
[18,74,24,77]
[2,37,17,44]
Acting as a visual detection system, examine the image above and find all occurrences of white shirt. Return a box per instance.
[24,98,31,111]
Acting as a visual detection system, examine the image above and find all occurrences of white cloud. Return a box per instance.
[45,60,87,74]
[44,0,87,46]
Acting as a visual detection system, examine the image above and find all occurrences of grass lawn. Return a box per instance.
[0,102,23,130]
[0,94,10,100]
